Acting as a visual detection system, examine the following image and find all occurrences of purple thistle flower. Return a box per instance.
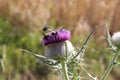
[41,29,71,45]
[41,29,74,60]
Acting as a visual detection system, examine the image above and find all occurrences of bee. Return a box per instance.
[42,26,49,39]
[51,31,57,35]
[42,26,58,39]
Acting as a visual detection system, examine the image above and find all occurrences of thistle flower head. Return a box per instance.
[112,32,120,46]
[41,28,74,60]
[41,29,71,45]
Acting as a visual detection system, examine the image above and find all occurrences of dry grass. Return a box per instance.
[0,0,119,32]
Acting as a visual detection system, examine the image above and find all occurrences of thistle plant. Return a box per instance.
[101,25,120,80]
[22,26,96,80]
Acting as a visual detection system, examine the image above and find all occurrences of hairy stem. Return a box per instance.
[101,50,120,80]
[61,61,69,80]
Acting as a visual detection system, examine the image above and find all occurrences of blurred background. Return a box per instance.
[0,0,120,80]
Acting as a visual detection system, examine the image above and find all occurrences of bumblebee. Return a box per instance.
[42,26,58,39]
[42,26,49,39]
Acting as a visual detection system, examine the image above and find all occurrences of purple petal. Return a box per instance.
[41,29,71,45]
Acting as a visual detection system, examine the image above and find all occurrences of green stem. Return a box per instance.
[101,50,120,80]
[61,61,69,80]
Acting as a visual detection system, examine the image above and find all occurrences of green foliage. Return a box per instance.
[0,17,50,80]
[0,18,13,43]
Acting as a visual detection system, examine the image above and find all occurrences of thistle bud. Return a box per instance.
[112,32,120,47]
[41,29,74,60]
